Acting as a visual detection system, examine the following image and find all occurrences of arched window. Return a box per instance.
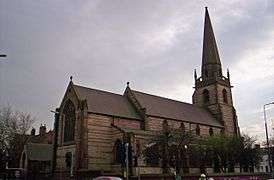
[63,100,76,142]
[65,152,72,168]
[209,127,213,136]
[203,89,210,103]
[134,140,141,167]
[220,129,224,134]
[196,125,200,136]
[162,120,169,133]
[180,122,185,132]
[135,140,141,157]
[222,89,228,103]
[113,139,124,164]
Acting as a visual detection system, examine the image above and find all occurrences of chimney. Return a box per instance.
[31,128,36,136]
[39,124,47,136]
[254,144,260,149]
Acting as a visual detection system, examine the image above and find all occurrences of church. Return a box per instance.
[52,8,239,177]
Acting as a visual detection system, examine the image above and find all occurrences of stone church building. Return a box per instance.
[53,8,239,176]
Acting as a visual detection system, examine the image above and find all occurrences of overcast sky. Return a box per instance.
[0,0,273,142]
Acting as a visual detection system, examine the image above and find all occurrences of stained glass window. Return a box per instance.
[222,89,228,103]
[63,100,76,142]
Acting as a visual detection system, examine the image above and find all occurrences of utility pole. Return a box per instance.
[125,143,129,180]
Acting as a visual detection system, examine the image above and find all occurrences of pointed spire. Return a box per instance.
[202,7,221,65]
[202,7,222,78]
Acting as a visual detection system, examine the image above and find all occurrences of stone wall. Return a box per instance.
[192,81,238,135]
[86,113,141,172]
[147,116,221,136]
[193,84,218,107]
[57,83,79,146]
[56,83,80,172]
[56,144,76,170]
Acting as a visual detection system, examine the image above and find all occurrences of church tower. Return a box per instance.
[193,8,239,135]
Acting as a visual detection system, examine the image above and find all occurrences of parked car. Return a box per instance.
[93,176,123,180]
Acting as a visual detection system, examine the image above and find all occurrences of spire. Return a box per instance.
[202,7,222,78]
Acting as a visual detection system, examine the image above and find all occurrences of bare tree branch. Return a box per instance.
[0,106,36,169]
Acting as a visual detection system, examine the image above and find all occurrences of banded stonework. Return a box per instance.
[53,8,239,177]
[192,8,239,135]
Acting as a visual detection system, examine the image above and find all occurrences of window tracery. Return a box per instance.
[203,89,210,103]
[209,127,213,136]
[196,125,200,136]
[63,99,76,142]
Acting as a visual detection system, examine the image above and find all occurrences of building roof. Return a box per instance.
[132,90,222,127]
[25,143,52,161]
[71,83,222,127]
[73,84,141,120]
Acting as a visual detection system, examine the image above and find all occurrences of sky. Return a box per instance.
[0,0,274,142]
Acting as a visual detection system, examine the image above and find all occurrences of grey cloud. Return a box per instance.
[0,0,273,138]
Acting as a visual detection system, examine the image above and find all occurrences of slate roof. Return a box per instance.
[25,143,52,161]
[71,84,222,127]
[132,90,222,127]
[73,84,141,120]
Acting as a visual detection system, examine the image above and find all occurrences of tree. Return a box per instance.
[201,134,262,173]
[0,106,35,168]
[237,135,262,172]
[142,122,196,174]
[143,127,262,175]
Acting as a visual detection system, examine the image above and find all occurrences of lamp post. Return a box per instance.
[125,142,129,180]
[0,53,7,103]
[264,102,274,173]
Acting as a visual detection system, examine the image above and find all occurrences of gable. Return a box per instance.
[73,84,141,120]
[59,82,80,112]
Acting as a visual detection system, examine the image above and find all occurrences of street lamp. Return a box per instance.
[264,102,274,173]
[0,53,7,103]
[125,143,129,180]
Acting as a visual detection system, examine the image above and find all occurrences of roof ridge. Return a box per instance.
[74,85,207,111]
[73,84,124,97]
[131,89,195,106]
[74,84,192,107]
